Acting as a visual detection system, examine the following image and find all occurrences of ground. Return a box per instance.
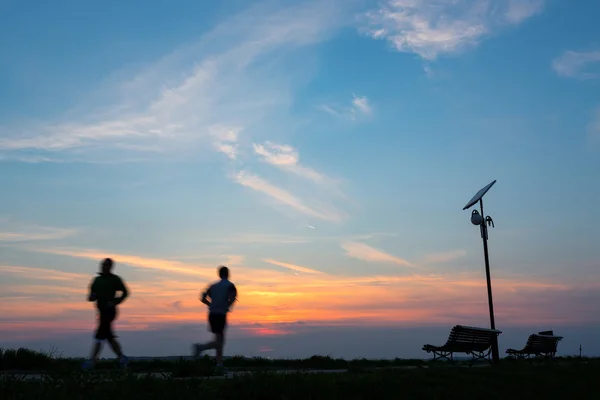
[1,348,598,399]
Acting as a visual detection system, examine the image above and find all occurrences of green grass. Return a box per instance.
[2,361,600,399]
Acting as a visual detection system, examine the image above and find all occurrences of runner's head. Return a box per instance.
[101,258,114,274]
[218,265,229,280]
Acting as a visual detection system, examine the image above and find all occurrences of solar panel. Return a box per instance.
[463,180,496,210]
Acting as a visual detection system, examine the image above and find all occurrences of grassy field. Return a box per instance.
[2,348,598,399]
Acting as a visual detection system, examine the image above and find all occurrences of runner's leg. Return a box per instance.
[105,307,128,366]
[84,310,106,369]
[193,313,221,356]
[215,333,224,366]
[108,338,124,357]
[89,341,102,367]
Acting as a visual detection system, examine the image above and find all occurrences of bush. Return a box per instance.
[0,348,55,371]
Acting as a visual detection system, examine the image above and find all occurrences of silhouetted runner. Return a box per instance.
[82,258,129,370]
[193,265,237,372]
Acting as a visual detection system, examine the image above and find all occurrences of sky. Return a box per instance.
[1,0,599,360]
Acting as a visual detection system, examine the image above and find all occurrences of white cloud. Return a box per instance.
[552,50,600,80]
[505,0,544,24]
[253,141,333,186]
[361,0,545,61]
[0,0,350,161]
[210,125,241,160]
[319,104,345,119]
[233,170,344,222]
[0,1,358,225]
[263,259,325,275]
[320,94,372,121]
[341,241,414,267]
[352,94,372,115]
[253,142,298,166]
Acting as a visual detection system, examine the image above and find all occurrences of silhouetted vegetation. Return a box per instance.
[0,348,68,371]
[0,348,430,373]
[2,360,600,399]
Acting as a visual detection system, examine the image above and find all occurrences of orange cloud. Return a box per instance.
[240,327,290,336]
[33,248,217,279]
[2,250,598,342]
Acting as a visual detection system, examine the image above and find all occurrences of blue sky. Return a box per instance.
[1,0,599,359]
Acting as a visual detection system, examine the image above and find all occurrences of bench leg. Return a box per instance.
[430,350,453,363]
[468,349,491,366]
[540,352,557,363]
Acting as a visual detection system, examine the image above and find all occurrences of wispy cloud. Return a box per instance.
[421,249,467,264]
[0,0,350,161]
[0,1,356,227]
[210,125,241,160]
[0,1,359,229]
[505,0,545,24]
[33,248,217,279]
[232,170,344,222]
[263,259,325,275]
[319,104,345,119]
[320,94,372,121]
[0,219,76,242]
[553,50,600,80]
[341,241,414,267]
[252,141,337,187]
[253,142,298,166]
[4,245,600,337]
[5,248,598,337]
[352,94,372,115]
[361,0,544,61]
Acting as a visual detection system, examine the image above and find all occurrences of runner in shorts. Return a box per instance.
[193,266,237,372]
[82,258,129,370]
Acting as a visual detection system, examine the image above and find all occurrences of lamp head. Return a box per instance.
[471,210,483,225]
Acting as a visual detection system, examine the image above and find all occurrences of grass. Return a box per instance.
[2,348,599,399]
[2,361,600,399]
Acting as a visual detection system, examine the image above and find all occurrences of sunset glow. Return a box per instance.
[1,0,599,359]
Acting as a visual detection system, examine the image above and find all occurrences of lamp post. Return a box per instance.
[463,180,500,364]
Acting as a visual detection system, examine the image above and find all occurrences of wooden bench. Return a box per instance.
[422,325,502,364]
[506,332,563,360]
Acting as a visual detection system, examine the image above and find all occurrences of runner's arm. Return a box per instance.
[88,279,97,302]
[227,284,238,308]
[114,277,129,305]
[201,286,212,307]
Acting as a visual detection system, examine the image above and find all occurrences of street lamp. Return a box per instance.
[463,179,500,364]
